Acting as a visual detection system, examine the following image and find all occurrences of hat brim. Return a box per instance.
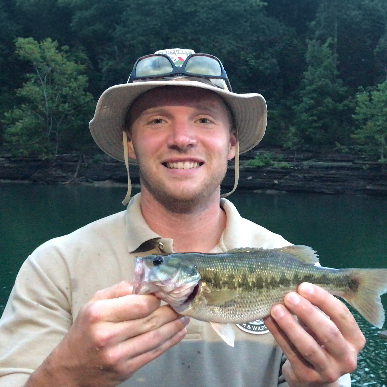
[89,80,267,163]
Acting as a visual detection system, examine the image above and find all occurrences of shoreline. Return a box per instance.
[1,150,387,196]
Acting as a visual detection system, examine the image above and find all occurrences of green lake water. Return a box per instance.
[1,183,386,385]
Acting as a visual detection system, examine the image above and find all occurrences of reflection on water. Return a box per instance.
[350,309,387,386]
[1,183,387,385]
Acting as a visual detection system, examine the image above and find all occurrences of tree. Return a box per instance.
[287,39,352,150]
[352,82,387,164]
[15,0,73,42]
[0,0,23,145]
[79,0,270,90]
[265,0,320,35]
[312,0,387,90]
[3,37,95,157]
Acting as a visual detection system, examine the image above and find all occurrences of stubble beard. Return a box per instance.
[138,162,229,214]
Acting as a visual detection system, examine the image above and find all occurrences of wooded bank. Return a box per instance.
[1,150,386,196]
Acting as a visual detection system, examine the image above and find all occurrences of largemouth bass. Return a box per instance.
[133,245,387,346]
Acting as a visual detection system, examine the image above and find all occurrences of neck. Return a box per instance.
[139,190,227,253]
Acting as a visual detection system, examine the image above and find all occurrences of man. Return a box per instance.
[0,48,364,386]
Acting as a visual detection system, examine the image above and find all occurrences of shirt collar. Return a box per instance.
[126,193,162,253]
[211,198,245,252]
[125,194,245,254]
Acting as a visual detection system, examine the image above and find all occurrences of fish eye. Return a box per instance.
[153,256,164,266]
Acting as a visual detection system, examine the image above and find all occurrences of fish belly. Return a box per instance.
[184,290,289,323]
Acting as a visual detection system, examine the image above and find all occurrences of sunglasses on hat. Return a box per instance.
[128,53,232,91]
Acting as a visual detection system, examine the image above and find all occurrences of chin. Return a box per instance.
[155,185,218,211]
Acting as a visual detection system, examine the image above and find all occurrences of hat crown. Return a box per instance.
[154,48,195,67]
[90,49,267,163]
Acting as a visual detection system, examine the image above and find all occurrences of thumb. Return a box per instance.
[89,281,134,302]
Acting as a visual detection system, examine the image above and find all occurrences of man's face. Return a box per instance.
[127,86,237,208]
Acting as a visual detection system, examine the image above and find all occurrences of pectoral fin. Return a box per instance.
[204,289,238,305]
[210,322,235,347]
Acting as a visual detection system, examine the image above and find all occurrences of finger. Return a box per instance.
[120,316,189,365]
[264,313,323,385]
[297,283,365,349]
[265,307,324,371]
[127,324,188,372]
[85,294,162,323]
[267,305,351,384]
[282,290,349,360]
[98,316,189,374]
[94,305,184,347]
[264,314,300,362]
[90,281,134,302]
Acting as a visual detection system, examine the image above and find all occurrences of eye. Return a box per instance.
[197,117,212,124]
[152,118,164,124]
[152,256,164,266]
[147,117,165,126]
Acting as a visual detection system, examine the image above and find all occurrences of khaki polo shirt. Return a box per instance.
[0,194,291,386]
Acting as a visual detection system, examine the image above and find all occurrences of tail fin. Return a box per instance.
[343,269,387,329]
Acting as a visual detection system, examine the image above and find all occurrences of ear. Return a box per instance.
[227,131,237,161]
[126,133,137,160]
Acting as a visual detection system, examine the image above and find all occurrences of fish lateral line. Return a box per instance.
[133,245,387,346]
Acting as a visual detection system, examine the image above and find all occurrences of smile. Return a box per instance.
[164,161,203,169]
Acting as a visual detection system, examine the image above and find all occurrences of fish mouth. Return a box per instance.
[185,283,200,304]
[173,282,200,313]
[133,256,200,311]
[133,257,146,294]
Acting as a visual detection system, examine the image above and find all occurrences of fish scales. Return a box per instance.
[133,244,387,340]
[183,251,355,323]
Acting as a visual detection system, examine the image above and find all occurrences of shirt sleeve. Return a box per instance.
[0,249,72,384]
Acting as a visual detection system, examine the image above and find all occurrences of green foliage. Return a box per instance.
[352,82,387,163]
[245,153,292,169]
[265,0,320,34]
[0,0,387,159]
[0,0,23,145]
[15,0,73,42]
[287,38,353,149]
[245,153,274,168]
[312,0,387,89]
[101,0,272,87]
[3,37,95,158]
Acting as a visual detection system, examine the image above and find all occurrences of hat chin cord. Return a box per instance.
[221,141,240,198]
[121,133,240,206]
[122,131,132,206]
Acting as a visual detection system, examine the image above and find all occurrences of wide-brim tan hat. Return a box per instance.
[90,79,267,163]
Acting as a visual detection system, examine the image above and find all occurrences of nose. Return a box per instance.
[167,119,197,150]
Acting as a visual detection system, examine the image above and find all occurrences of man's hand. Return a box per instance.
[26,281,189,387]
[264,282,365,386]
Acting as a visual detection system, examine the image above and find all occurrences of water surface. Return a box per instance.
[1,184,386,385]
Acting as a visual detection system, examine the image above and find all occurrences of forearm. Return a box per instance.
[25,343,82,387]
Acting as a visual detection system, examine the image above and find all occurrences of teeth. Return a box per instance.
[166,161,200,169]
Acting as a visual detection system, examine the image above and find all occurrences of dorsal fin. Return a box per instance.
[227,245,319,265]
[275,245,319,264]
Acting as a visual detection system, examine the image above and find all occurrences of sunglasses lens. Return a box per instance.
[185,56,222,76]
[135,56,173,77]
